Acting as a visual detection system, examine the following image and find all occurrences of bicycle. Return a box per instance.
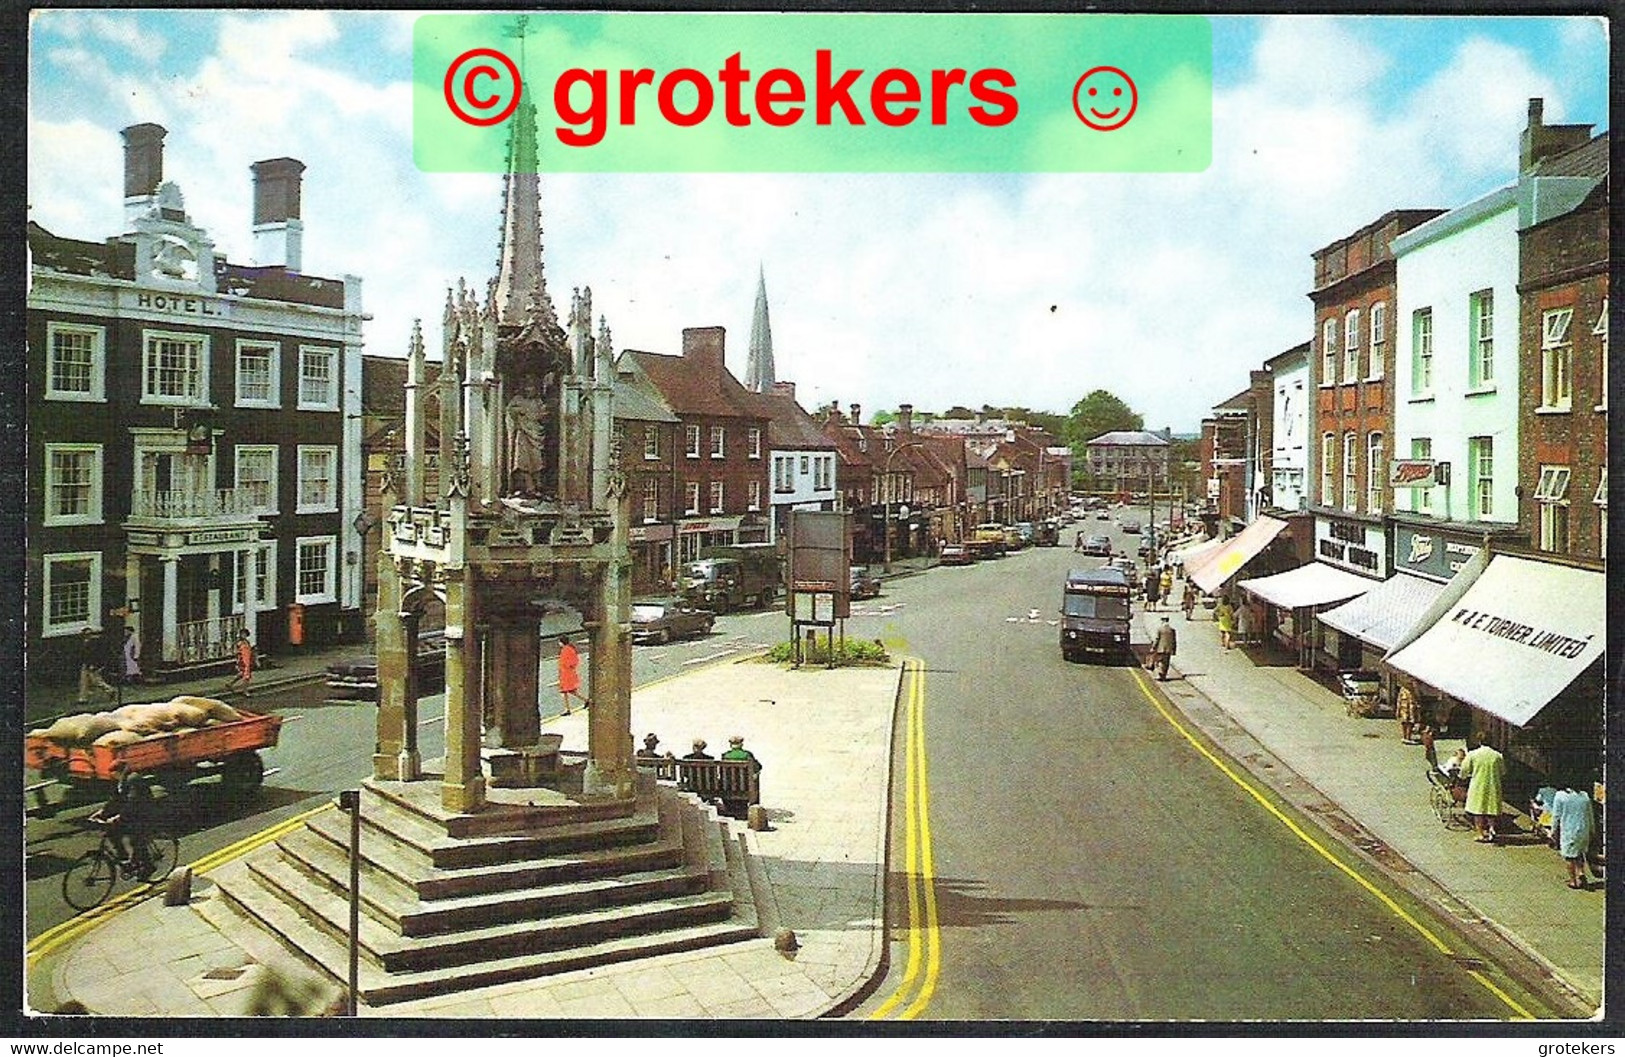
[61,817,180,912]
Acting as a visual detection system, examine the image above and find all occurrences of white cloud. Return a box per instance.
[25,12,1607,435]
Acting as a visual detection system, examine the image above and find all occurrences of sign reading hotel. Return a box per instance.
[119,288,230,318]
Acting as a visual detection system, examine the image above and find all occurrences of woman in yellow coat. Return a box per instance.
[1458,730,1506,843]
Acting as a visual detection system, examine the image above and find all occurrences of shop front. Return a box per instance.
[1318,571,1445,695]
[1384,553,1605,792]
[628,523,675,596]
[1236,561,1374,669]
[676,515,742,564]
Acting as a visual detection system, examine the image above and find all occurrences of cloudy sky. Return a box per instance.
[28,10,1609,434]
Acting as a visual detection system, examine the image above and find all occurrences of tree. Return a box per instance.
[1065,390,1143,449]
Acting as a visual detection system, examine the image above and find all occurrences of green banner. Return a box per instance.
[414,13,1211,173]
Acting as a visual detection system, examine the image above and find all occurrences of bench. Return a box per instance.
[638,756,759,817]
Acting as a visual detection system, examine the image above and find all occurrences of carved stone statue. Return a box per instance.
[504,378,547,495]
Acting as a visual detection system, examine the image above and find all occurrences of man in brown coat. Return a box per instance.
[1149,617,1178,680]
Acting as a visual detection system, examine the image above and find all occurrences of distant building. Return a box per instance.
[754,382,838,544]
[1086,429,1170,497]
[1265,341,1311,514]
[27,123,365,687]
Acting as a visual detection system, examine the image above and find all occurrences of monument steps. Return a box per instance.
[200,860,759,1007]
[276,826,707,937]
[202,785,765,1003]
[301,808,686,901]
[352,787,662,871]
[365,775,636,838]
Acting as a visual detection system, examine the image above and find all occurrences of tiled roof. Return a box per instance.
[612,357,680,423]
[1088,430,1170,446]
[625,350,765,420]
[752,391,837,449]
[1531,133,1608,179]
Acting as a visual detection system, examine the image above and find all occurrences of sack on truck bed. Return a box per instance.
[169,696,242,724]
[36,712,121,746]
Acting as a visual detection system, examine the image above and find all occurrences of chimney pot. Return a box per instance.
[898,403,914,434]
[850,403,861,425]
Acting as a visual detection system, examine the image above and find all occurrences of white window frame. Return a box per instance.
[235,340,281,408]
[1594,468,1607,507]
[1343,308,1360,381]
[296,444,338,514]
[41,551,103,637]
[642,477,659,523]
[684,481,700,515]
[644,428,660,461]
[1533,465,1572,554]
[1342,432,1358,512]
[235,444,279,515]
[1533,465,1571,503]
[748,479,761,511]
[1320,433,1335,506]
[709,480,725,514]
[1411,438,1433,514]
[1367,301,1387,381]
[710,425,726,459]
[1411,309,1433,397]
[1321,318,1338,386]
[141,329,210,407]
[294,535,337,605]
[45,322,106,402]
[685,425,701,459]
[1365,433,1383,514]
[232,540,278,615]
[1594,299,1608,411]
[1468,289,1494,389]
[748,427,762,459]
[297,346,340,411]
[1540,307,1574,411]
[43,443,103,527]
[1468,437,1493,519]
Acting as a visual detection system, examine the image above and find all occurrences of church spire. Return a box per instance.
[491,17,559,332]
[746,264,775,393]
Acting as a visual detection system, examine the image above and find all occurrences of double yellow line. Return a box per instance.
[1129,669,1534,1020]
[870,658,941,1020]
[27,802,335,968]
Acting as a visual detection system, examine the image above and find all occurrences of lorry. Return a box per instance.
[1060,567,1134,663]
[682,543,783,613]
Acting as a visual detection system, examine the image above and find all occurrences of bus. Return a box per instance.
[1060,567,1133,663]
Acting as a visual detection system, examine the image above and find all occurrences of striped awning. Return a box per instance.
[1187,516,1288,594]
[1318,573,1445,652]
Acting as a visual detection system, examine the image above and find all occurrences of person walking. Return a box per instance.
[222,628,255,697]
[1148,616,1178,680]
[1215,596,1236,649]
[122,626,142,687]
[1159,567,1174,605]
[1181,581,1198,621]
[1551,782,1596,889]
[1144,573,1162,612]
[1457,730,1506,844]
[557,635,588,715]
[1395,679,1423,745]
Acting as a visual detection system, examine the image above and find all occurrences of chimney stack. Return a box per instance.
[898,403,914,434]
[251,157,306,271]
[121,123,166,229]
[1520,96,1593,173]
[850,403,861,425]
[680,327,727,383]
[771,380,796,401]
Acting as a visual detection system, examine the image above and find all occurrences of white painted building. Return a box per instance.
[1391,186,1521,526]
[1266,341,1311,512]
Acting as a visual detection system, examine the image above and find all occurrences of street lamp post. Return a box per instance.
[882,441,924,573]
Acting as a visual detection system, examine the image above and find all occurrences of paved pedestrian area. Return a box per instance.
[28,654,901,1019]
[1137,599,1604,1013]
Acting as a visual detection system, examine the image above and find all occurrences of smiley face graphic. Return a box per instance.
[1072,66,1138,131]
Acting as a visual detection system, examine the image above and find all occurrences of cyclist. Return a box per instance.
[91,767,154,877]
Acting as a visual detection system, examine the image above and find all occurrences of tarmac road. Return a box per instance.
[848,517,1554,1021]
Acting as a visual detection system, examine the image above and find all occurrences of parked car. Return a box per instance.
[1120,519,1143,534]
[326,631,448,697]
[1095,511,1112,521]
[1077,534,1112,557]
[1108,556,1142,590]
[631,599,715,645]
[1003,526,1027,551]
[849,566,883,599]
[939,543,975,566]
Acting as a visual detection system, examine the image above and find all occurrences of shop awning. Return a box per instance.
[1238,561,1374,610]
[1188,516,1288,594]
[1318,573,1445,652]
[1169,535,1225,567]
[1385,555,1605,727]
